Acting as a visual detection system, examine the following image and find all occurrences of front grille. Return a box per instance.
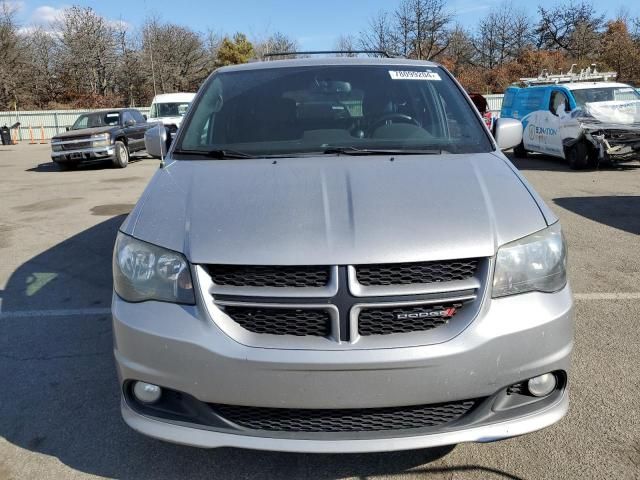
[355,259,479,286]
[207,265,330,288]
[223,306,331,337]
[62,141,92,151]
[213,399,479,433]
[358,303,462,336]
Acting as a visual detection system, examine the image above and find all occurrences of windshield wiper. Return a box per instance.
[173,148,257,159]
[322,146,444,156]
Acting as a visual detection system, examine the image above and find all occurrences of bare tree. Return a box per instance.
[360,1,451,59]
[392,0,414,57]
[334,34,357,56]
[442,24,476,73]
[24,28,59,107]
[535,1,604,60]
[53,6,119,103]
[142,16,209,94]
[474,2,532,69]
[359,11,395,55]
[410,0,452,59]
[0,0,26,109]
[255,31,299,59]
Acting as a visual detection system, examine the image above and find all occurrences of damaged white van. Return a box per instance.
[501,68,640,169]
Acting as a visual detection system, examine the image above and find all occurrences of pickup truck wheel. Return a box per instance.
[113,141,129,168]
[567,142,588,170]
[513,142,527,158]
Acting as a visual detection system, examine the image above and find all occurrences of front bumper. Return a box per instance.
[122,390,568,452]
[112,286,574,451]
[51,145,115,162]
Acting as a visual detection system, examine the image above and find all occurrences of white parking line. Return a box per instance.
[574,292,640,300]
[0,307,111,319]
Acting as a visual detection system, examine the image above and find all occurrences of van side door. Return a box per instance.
[521,88,547,154]
[545,88,571,158]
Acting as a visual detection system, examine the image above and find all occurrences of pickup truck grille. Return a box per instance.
[61,141,92,151]
[213,399,479,433]
[202,260,486,348]
[354,259,479,286]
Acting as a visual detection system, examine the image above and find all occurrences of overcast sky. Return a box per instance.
[9,0,640,49]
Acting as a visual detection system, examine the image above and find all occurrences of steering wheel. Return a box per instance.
[367,113,420,135]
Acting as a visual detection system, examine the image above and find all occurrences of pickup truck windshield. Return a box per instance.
[178,65,492,157]
[72,112,121,130]
[571,87,640,108]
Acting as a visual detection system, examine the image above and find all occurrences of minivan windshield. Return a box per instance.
[178,65,492,157]
[571,86,640,108]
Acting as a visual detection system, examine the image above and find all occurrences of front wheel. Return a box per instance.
[567,142,588,170]
[113,141,129,168]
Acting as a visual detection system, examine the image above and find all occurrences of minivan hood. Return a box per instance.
[122,153,549,265]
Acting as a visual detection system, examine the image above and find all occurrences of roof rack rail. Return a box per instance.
[263,50,392,59]
[519,64,617,86]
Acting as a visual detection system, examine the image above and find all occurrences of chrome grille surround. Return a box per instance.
[196,258,489,350]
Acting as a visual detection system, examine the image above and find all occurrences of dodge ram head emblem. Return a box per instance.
[396,307,458,320]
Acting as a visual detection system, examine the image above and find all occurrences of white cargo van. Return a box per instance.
[148,92,196,129]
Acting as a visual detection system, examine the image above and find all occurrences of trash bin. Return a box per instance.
[0,126,11,145]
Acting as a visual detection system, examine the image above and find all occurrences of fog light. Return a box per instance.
[527,373,557,397]
[133,381,162,404]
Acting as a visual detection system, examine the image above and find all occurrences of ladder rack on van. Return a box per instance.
[519,64,617,86]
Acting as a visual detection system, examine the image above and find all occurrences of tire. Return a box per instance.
[567,142,589,170]
[113,140,129,168]
[513,142,527,158]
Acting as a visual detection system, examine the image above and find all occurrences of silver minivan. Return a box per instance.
[112,57,573,452]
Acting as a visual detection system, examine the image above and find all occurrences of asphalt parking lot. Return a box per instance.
[0,144,639,480]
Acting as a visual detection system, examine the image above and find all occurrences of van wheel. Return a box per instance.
[513,143,527,158]
[567,142,588,170]
[113,141,129,168]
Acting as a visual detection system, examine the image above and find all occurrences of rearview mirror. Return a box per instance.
[144,124,168,158]
[494,118,523,150]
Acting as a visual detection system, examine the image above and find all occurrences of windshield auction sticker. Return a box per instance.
[388,70,441,81]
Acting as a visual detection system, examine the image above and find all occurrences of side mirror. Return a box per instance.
[125,119,136,127]
[143,114,147,121]
[494,118,523,150]
[144,124,168,158]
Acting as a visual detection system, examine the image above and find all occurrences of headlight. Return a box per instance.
[91,133,111,147]
[492,222,567,298]
[113,232,195,304]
